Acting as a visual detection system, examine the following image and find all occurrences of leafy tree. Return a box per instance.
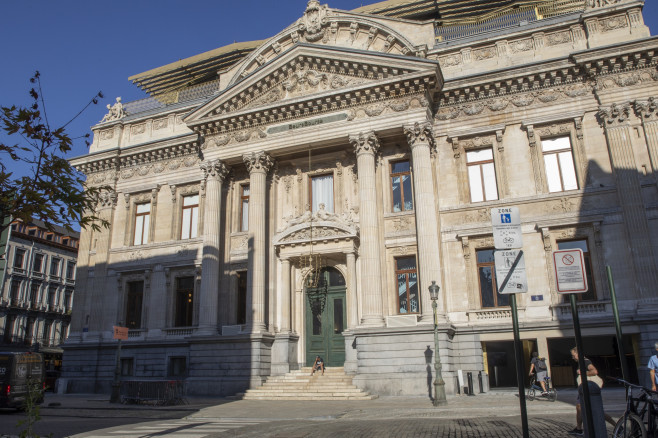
[0,71,109,235]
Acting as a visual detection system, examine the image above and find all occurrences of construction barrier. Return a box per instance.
[120,380,187,405]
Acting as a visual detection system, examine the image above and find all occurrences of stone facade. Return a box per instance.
[65,0,658,396]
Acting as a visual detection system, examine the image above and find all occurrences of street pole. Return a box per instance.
[109,338,122,403]
[509,294,529,438]
[432,299,447,405]
[606,266,629,381]
[570,294,595,436]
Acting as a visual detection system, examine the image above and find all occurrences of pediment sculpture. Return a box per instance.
[273,203,359,246]
[298,0,330,42]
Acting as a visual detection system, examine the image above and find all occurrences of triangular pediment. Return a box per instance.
[184,43,442,136]
[273,208,359,248]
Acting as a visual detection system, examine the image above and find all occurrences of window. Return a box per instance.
[168,357,187,378]
[50,258,61,277]
[133,203,151,245]
[62,238,69,245]
[467,148,498,203]
[390,160,413,212]
[13,249,25,269]
[174,277,194,327]
[395,256,419,314]
[120,358,134,377]
[33,254,44,273]
[46,234,53,241]
[125,281,144,329]
[29,283,40,308]
[310,174,334,213]
[181,195,199,239]
[240,185,249,232]
[237,271,247,325]
[64,289,73,311]
[48,286,57,308]
[542,137,578,192]
[28,228,36,236]
[65,261,75,280]
[558,240,596,301]
[43,321,52,343]
[10,281,20,304]
[477,249,509,308]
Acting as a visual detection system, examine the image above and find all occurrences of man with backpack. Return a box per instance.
[649,341,658,392]
[529,351,549,395]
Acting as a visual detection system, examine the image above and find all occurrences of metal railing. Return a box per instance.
[120,380,187,405]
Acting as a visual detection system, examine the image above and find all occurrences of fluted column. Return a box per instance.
[243,151,274,332]
[197,159,228,335]
[634,98,658,178]
[279,257,291,333]
[346,251,359,329]
[404,121,443,321]
[599,103,658,299]
[348,132,384,327]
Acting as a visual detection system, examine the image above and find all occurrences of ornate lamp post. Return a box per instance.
[429,281,447,405]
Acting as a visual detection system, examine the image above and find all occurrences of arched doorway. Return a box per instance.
[304,267,347,367]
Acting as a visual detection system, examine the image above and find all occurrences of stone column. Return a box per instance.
[146,264,166,338]
[348,132,384,327]
[243,151,274,332]
[279,257,291,333]
[346,251,359,329]
[404,122,444,320]
[599,103,658,299]
[634,98,658,180]
[196,159,229,335]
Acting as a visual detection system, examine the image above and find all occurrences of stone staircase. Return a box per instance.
[241,367,378,400]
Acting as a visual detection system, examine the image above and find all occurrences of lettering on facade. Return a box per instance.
[267,113,348,135]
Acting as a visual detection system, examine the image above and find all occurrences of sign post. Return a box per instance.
[110,325,128,403]
[491,207,528,438]
[553,249,594,436]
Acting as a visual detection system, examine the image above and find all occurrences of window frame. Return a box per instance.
[240,185,250,232]
[180,194,199,240]
[541,136,579,193]
[65,261,76,280]
[13,248,26,269]
[389,160,414,213]
[466,148,499,203]
[125,280,144,329]
[309,173,335,213]
[133,202,151,246]
[174,276,195,327]
[394,255,420,315]
[50,257,61,277]
[476,248,509,308]
[33,253,44,273]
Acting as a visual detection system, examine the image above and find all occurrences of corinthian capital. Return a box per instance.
[200,159,229,181]
[633,97,658,122]
[97,190,117,209]
[349,131,380,157]
[598,103,631,128]
[243,151,274,174]
[403,121,435,149]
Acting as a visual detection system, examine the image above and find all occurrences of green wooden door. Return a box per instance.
[305,267,347,367]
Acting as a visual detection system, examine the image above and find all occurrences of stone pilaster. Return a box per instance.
[348,132,384,327]
[243,151,274,332]
[146,264,166,338]
[404,121,443,321]
[346,251,358,329]
[599,103,658,299]
[279,257,291,333]
[196,159,229,335]
[634,98,658,177]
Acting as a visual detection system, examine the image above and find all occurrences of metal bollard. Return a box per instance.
[478,371,484,393]
[455,376,461,394]
[467,372,475,396]
[579,381,606,438]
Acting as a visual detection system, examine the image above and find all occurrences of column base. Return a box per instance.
[245,322,268,334]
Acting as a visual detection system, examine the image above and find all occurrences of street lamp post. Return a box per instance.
[429,281,447,406]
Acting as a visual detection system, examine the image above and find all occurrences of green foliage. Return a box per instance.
[0,71,109,234]
[16,377,52,438]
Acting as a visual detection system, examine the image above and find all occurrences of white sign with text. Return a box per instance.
[494,249,528,294]
[491,207,523,249]
[553,248,588,294]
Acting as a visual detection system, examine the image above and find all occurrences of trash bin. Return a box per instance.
[578,381,606,438]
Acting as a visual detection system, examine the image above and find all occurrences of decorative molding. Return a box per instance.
[200,159,229,181]
[634,97,658,121]
[403,121,435,150]
[598,103,631,128]
[349,131,380,157]
[243,151,275,174]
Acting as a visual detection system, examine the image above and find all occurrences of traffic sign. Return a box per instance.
[553,249,588,293]
[491,207,523,249]
[495,249,528,294]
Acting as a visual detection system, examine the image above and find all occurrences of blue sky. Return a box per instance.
[1,0,657,164]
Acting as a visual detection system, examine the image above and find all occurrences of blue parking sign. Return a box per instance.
[501,213,511,223]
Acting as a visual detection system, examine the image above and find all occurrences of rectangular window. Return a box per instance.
[28,228,36,236]
[29,283,40,308]
[237,271,247,325]
[542,137,578,193]
[477,249,509,308]
[64,289,73,311]
[33,254,44,273]
[168,357,187,378]
[133,203,151,245]
[10,281,20,304]
[65,261,75,280]
[558,239,596,301]
[120,358,134,377]
[395,256,419,314]
[174,277,194,327]
[240,185,250,232]
[13,249,25,269]
[50,258,61,277]
[48,286,57,308]
[390,160,413,212]
[310,174,334,213]
[125,281,144,329]
[467,148,498,203]
[181,195,199,239]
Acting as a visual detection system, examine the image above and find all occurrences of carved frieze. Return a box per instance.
[545,31,572,46]
[600,15,628,32]
[473,46,496,61]
[509,39,534,54]
[586,0,628,9]
[536,122,572,138]
[153,118,168,131]
[118,155,200,180]
[595,69,658,91]
[131,123,146,136]
[99,129,114,140]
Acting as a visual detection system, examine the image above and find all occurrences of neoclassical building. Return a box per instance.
[64,0,658,396]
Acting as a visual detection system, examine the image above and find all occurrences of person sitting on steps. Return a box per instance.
[311,355,325,376]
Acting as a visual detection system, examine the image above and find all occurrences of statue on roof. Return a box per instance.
[298,0,329,42]
[100,97,127,123]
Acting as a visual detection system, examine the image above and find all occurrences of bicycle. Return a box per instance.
[612,378,658,438]
[526,373,557,402]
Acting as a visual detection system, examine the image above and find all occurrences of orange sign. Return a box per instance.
[113,326,129,340]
